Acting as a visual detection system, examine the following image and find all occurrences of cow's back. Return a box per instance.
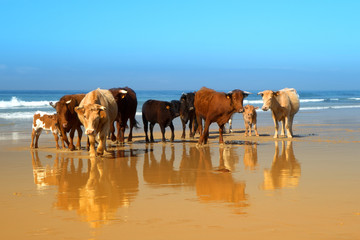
[281,88,300,115]
[194,87,216,118]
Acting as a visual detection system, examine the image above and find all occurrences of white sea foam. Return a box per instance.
[349,98,360,101]
[0,96,55,109]
[300,105,360,111]
[300,99,325,103]
[0,110,55,119]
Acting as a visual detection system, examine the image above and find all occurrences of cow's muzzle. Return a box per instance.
[262,106,269,111]
[86,129,95,135]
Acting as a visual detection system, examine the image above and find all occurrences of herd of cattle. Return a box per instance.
[30,87,300,157]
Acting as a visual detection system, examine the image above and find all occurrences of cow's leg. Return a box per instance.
[285,115,293,138]
[288,114,295,137]
[272,115,279,138]
[88,135,96,157]
[244,123,249,137]
[76,126,82,150]
[218,124,225,144]
[97,133,106,156]
[249,123,253,136]
[150,123,155,142]
[280,119,286,137]
[34,129,41,148]
[202,119,211,144]
[110,120,116,142]
[189,118,194,138]
[128,117,135,142]
[61,128,69,148]
[53,133,60,149]
[181,119,186,139]
[160,124,166,142]
[143,115,149,143]
[68,128,76,151]
[119,121,126,144]
[254,122,259,136]
[170,122,175,142]
[196,115,203,137]
[30,129,36,148]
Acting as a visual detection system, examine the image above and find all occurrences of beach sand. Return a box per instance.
[1,108,360,240]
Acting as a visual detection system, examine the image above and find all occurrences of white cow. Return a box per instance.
[258,88,300,138]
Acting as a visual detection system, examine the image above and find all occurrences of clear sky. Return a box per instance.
[0,0,359,91]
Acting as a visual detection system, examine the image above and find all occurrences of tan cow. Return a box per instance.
[75,89,118,157]
[242,105,259,136]
[30,112,60,149]
[258,88,300,138]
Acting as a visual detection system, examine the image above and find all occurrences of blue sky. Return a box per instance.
[0,0,359,91]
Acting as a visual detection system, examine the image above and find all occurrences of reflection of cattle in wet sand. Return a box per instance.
[50,94,85,150]
[243,142,258,170]
[258,88,300,138]
[196,147,248,211]
[30,112,60,149]
[262,141,301,190]
[194,87,250,144]
[143,145,180,185]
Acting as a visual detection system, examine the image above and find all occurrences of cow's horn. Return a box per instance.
[99,106,106,110]
[257,91,263,96]
[66,100,72,104]
[119,89,127,94]
[243,91,252,95]
[50,102,56,108]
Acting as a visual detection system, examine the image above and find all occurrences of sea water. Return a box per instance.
[1,89,359,140]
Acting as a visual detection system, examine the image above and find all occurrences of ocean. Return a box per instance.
[1,89,360,140]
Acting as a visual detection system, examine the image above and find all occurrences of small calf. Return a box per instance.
[30,112,60,149]
[242,105,259,137]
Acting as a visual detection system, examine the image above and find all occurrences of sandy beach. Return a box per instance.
[1,108,360,240]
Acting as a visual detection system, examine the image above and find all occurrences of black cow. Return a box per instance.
[109,87,139,143]
[179,92,197,139]
[142,100,180,143]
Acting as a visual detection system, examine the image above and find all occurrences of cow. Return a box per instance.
[74,89,118,157]
[142,100,180,143]
[109,87,139,143]
[30,112,60,149]
[179,92,197,139]
[242,105,259,137]
[194,87,250,145]
[50,94,85,150]
[257,88,300,138]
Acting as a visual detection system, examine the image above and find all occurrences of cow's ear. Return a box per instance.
[99,109,107,119]
[255,106,259,110]
[50,102,57,108]
[226,91,232,99]
[75,106,84,115]
[274,91,280,96]
[257,92,264,97]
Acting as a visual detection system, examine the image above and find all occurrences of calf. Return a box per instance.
[142,100,180,143]
[194,87,250,144]
[30,112,60,149]
[109,87,139,143]
[179,92,197,139]
[258,88,300,138]
[75,89,118,157]
[50,94,85,150]
[242,105,259,136]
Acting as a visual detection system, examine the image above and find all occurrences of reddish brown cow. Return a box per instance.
[109,87,139,143]
[30,112,60,149]
[194,87,250,144]
[50,94,85,150]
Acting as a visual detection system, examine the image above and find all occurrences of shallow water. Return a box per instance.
[1,135,359,239]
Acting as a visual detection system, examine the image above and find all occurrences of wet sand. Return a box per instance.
[1,108,360,240]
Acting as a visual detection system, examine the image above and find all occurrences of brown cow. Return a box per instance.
[75,89,118,157]
[258,88,300,138]
[242,105,259,137]
[194,87,250,144]
[50,94,85,150]
[109,87,139,143]
[30,112,60,149]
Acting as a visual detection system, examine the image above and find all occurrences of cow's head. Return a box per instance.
[242,105,259,124]
[228,90,251,113]
[170,100,181,119]
[50,98,76,129]
[257,90,279,111]
[180,92,195,118]
[113,89,128,102]
[75,104,107,136]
